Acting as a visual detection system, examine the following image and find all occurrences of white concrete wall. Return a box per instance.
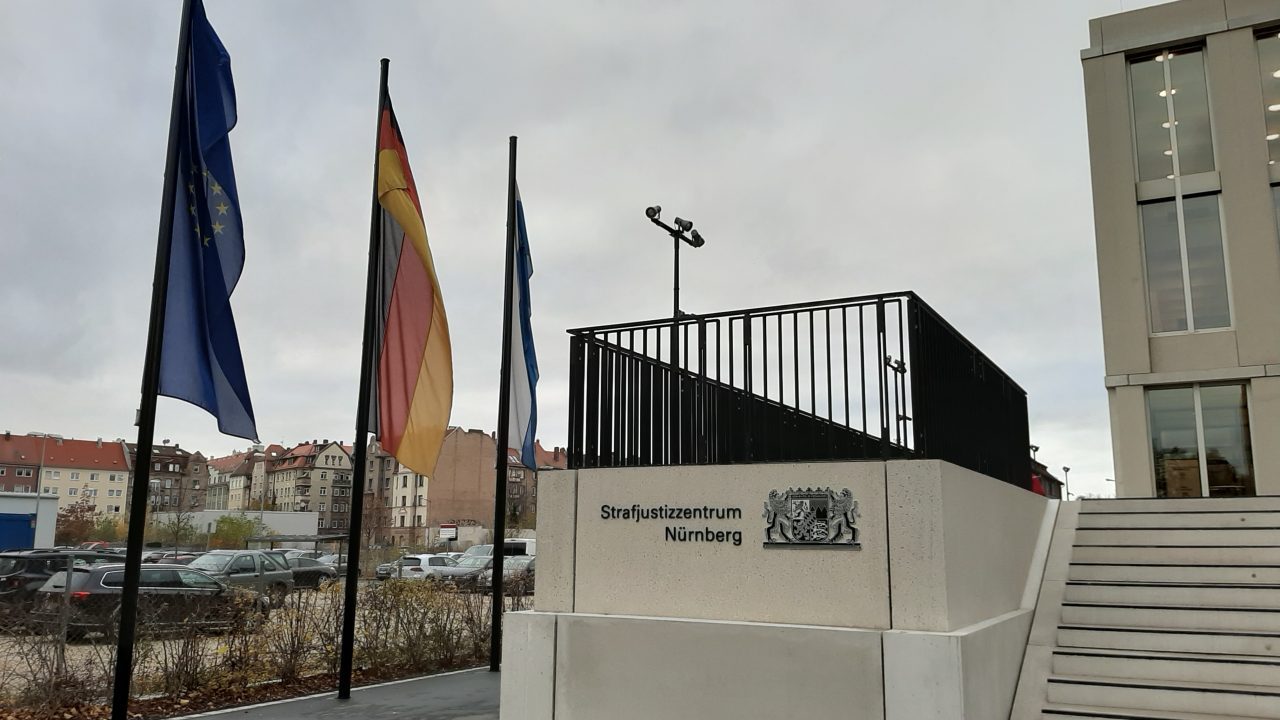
[883,609,1034,720]
[508,460,1055,720]
[553,613,883,720]
[154,509,319,537]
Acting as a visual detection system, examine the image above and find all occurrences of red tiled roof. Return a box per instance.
[208,451,251,473]
[0,434,128,471]
[506,440,568,470]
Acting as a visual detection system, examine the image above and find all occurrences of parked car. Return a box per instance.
[462,539,536,558]
[477,556,536,596]
[397,554,472,582]
[0,551,119,615]
[287,557,338,588]
[449,555,494,592]
[186,550,294,605]
[32,563,268,640]
[143,551,201,565]
[284,549,325,560]
[316,553,347,570]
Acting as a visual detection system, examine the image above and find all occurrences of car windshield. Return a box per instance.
[188,554,231,572]
[456,556,489,568]
[0,557,22,575]
[317,555,341,563]
[399,557,421,567]
[504,557,532,569]
[465,545,492,557]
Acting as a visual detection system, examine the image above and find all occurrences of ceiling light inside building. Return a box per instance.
[1269,134,1280,141]
[1273,70,1280,78]
[1158,89,1178,97]
[1270,104,1280,112]
[1163,150,1174,156]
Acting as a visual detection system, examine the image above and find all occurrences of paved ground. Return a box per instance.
[189,668,499,720]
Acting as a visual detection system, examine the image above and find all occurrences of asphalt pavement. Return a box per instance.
[182,668,499,720]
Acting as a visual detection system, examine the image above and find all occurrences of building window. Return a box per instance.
[399,516,405,527]
[68,488,78,496]
[0,469,5,476]
[89,473,98,482]
[319,519,327,529]
[1258,33,1280,166]
[1130,48,1213,182]
[16,469,32,478]
[70,472,79,480]
[1141,195,1229,333]
[1149,384,1255,498]
[319,503,327,512]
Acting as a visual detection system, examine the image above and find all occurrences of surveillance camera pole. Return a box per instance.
[646,209,705,464]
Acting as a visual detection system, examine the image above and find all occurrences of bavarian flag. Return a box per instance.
[368,93,453,475]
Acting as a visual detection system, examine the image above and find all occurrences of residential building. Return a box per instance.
[206,446,271,511]
[0,432,130,513]
[1083,1,1280,497]
[125,441,208,513]
[361,439,396,547]
[266,440,353,531]
[425,427,568,531]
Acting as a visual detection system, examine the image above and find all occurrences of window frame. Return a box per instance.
[1146,381,1256,497]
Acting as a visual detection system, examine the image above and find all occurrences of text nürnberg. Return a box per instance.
[600,504,744,546]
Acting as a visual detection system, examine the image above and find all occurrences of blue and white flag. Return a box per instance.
[507,184,538,469]
[157,0,257,441]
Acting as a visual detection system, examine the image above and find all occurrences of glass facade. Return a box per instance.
[1140,195,1229,332]
[1258,33,1280,165]
[1149,384,1255,498]
[1132,48,1228,334]
[1131,49,1214,181]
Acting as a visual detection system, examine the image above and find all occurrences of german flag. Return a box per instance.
[368,94,452,475]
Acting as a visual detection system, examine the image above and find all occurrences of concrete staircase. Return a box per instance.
[1012,496,1280,720]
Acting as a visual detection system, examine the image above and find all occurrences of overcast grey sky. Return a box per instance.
[0,0,1160,499]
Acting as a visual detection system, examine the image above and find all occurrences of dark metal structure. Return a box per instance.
[567,291,1031,489]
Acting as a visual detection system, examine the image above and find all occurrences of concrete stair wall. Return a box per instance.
[1012,496,1280,720]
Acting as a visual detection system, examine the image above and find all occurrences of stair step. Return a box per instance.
[1061,603,1280,632]
[1075,528,1280,547]
[1070,564,1280,585]
[1058,626,1280,657]
[1080,497,1280,514]
[1042,702,1269,719]
[1065,582,1280,608]
[1072,546,1280,565]
[1046,675,1280,718]
[1052,648,1280,686]
[1078,512,1280,530]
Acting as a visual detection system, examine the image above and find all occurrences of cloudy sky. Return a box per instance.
[1,0,1162,499]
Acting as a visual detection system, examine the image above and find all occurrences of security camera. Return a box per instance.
[674,217,693,232]
[645,206,661,220]
[690,229,705,247]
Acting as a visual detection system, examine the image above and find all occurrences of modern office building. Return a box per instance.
[1084,0,1280,497]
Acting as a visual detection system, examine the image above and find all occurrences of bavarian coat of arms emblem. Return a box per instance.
[762,487,860,547]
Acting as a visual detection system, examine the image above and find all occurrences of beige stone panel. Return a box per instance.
[1150,331,1240,373]
[1110,386,1156,497]
[573,462,890,628]
[1249,377,1280,496]
[887,461,1049,632]
[938,464,1049,630]
[1084,54,1151,376]
[553,613,884,720]
[1207,30,1280,367]
[885,460,946,630]
[1227,0,1280,28]
[533,470,576,613]
[1095,1,1228,56]
[499,611,555,720]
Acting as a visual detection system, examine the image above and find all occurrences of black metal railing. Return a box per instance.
[566,292,1030,489]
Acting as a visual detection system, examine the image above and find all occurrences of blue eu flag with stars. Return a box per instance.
[158,0,257,441]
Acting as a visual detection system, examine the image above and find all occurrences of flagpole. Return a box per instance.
[337,56,389,700]
[111,1,193,719]
[490,136,518,672]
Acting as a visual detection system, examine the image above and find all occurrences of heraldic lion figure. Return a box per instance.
[827,488,860,544]
[762,490,793,543]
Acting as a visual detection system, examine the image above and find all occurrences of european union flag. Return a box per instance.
[158,0,257,441]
